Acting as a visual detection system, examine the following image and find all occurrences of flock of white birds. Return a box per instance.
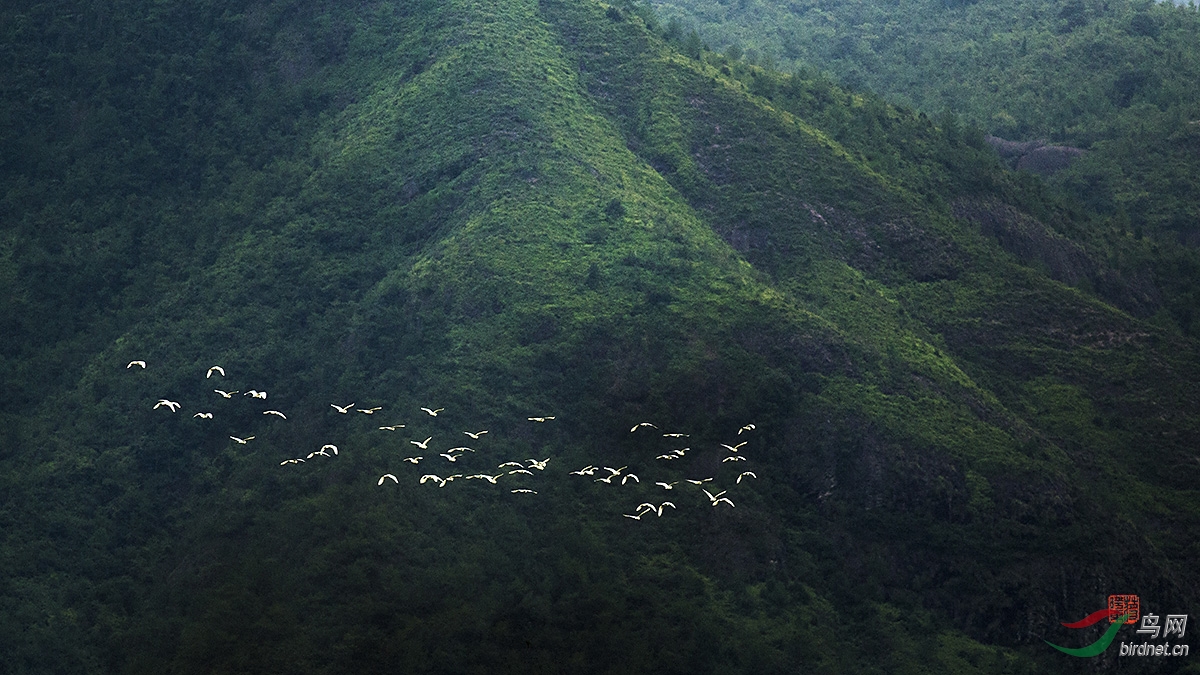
[128,360,759,520]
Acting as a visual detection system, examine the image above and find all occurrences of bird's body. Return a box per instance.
[127,360,146,369]
[527,416,555,422]
[214,389,238,398]
[206,366,225,379]
[230,435,255,444]
[378,474,399,486]
[463,430,489,439]
[409,437,433,450]
[280,458,305,465]
[511,489,537,494]
[570,466,597,476]
[621,474,640,485]
[421,407,444,417]
[447,447,475,453]
[656,454,679,460]
[403,456,422,464]
[498,462,524,469]
[508,468,534,476]
[662,433,688,438]
[245,390,267,399]
[737,471,757,484]
[331,403,354,414]
[358,407,382,415]
[603,466,627,477]
[630,422,657,432]
[378,425,405,431]
[154,399,180,412]
[439,453,461,462]
[527,458,550,471]
[655,481,679,490]
[686,478,713,485]
[722,456,746,463]
[420,474,444,486]
[720,442,748,453]
[193,412,213,419]
[737,424,756,435]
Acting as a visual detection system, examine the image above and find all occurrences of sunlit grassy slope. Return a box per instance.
[0,0,1196,673]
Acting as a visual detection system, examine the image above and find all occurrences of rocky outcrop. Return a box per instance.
[984,135,1086,176]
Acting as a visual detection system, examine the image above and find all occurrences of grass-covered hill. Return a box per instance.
[647,0,1200,252]
[1,0,1197,673]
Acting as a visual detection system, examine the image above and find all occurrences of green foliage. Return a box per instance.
[1,0,1198,673]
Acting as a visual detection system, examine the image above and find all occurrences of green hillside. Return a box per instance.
[1,0,1197,673]
[648,0,1200,253]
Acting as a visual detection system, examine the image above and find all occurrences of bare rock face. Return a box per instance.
[984,135,1086,176]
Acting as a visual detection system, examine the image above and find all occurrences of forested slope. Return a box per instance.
[1,0,1197,673]
[648,0,1200,269]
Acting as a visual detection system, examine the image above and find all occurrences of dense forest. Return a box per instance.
[1,0,1197,673]
[649,0,1200,255]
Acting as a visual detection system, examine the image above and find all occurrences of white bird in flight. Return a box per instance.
[446,447,474,453]
[630,422,657,432]
[377,474,399,485]
[280,458,305,465]
[654,502,677,516]
[357,407,382,415]
[623,512,646,520]
[230,435,255,444]
[206,366,225,379]
[621,474,640,485]
[378,425,405,431]
[127,360,146,369]
[527,458,550,471]
[570,466,597,476]
[463,430,489,439]
[511,489,537,494]
[421,407,444,417]
[467,473,502,484]
[655,454,680,460]
[713,497,735,507]
[409,437,433,450]
[331,403,354,414]
[604,466,628,476]
[321,444,338,456]
[720,441,748,453]
[527,416,555,422]
[662,433,688,438]
[403,456,422,464]
[193,412,213,419]
[737,424,756,434]
[737,471,757,484]
[655,481,679,490]
[420,474,445,486]
[439,453,461,462]
[263,410,287,419]
[722,456,746,463]
[245,390,267,399]
[214,389,238,398]
[498,462,524,469]
[508,468,534,476]
[154,400,180,412]
[686,478,714,485]
[703,489,727,504]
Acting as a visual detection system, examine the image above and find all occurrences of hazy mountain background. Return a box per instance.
[1,0,1197,673]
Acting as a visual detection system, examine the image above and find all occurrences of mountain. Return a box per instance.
[1,0,1197,673]
[648,0,1200,262]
